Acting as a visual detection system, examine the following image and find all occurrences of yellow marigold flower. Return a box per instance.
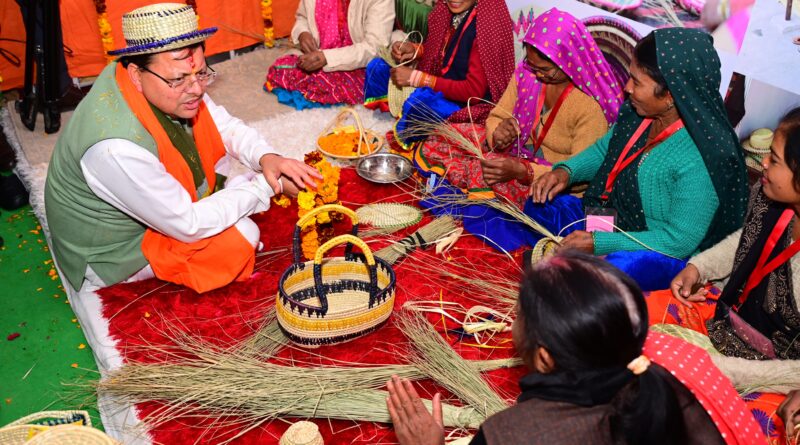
[297,191,317,210]
[272,194,291,208]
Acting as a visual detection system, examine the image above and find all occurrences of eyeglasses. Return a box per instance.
[138,65,217,90]
[523,59,559,78]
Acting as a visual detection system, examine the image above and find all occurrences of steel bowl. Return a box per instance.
[356,153,414,184]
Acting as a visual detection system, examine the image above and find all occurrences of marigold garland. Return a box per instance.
[272,151,341,260]
[93,0,115,64]
[261,0,275,47]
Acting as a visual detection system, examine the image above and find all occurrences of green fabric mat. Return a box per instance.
[0,204,102,428]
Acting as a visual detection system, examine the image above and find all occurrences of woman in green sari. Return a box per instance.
[527,28,748,291]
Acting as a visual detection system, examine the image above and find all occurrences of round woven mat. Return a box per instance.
[279,421,324,445]
[356,203,422,230]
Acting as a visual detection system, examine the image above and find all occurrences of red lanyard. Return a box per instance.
[440,8,478,76]
[736,209,800,308]
[601,118,685,200]
[531,83,574,157]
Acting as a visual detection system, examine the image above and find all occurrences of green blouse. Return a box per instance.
[556,126,719,257]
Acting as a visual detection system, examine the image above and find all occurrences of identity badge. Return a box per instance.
[585,206,617,233]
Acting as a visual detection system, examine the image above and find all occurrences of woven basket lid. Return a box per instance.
[24,425,117,445]
[279,421,324,445]
[108,3,217,56]
[356,203,422,230]
[582,16,642,86]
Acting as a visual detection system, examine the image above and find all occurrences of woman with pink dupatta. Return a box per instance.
[415,8,624,207]
[264,0,395,109]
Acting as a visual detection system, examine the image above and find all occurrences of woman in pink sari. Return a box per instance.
[265,0,395,109]
[415,8,624,207]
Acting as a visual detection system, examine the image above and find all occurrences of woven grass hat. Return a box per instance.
[279,421,324,445]
[108,3,217,57]
[742,128,774,154]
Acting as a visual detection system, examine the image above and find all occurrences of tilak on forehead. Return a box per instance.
[187,47,196,72]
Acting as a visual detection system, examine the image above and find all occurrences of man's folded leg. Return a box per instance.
[141,218,259,293]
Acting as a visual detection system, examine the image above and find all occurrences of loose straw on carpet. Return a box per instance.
[88,308,520,438]
[397,311,511,420]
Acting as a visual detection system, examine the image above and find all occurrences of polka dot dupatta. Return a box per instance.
[644,332,766,445]
[582,28,747,250]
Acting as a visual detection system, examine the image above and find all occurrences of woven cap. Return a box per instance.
[108,3,217,57]
[742,128,774,154]
[279,421,324,445]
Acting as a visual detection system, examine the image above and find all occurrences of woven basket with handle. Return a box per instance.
[276,205,397,347]
[317,108,383,161]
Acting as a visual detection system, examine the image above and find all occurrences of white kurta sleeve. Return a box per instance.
[81,139,275,243]
[204,95,277,171]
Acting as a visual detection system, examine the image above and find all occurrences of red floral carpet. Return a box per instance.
[98,168,526,444]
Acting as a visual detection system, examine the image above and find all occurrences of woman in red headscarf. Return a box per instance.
[363,0,515,149]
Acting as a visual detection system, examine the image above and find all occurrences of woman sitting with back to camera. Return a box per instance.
[386,250,764,444]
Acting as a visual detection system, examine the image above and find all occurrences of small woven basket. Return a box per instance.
[529,237,562,265]
[277,205,397,347]
[317,108,384,161]
[279,421,324,445]
[24,425,117,444]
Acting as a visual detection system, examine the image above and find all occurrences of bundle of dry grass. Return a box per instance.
[397,311,511,420]
[90,308,521,439]
[399,112,485,160]
[375,216,459,264]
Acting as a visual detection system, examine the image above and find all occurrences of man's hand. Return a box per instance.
[297,50,327,72]
[391,41,417,64]
[779,390,800,442]
[297,32,318,54]
[669,263,707,307]
[259,154,322,196]
[491,118,520,149]
[390,66,414,87]
[279,176,303,197]
[530,168,569,203]
[386,375,445,445]
[560,230,594,254]
[480,157,527,186]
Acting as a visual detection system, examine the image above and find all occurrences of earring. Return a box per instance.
[665,101,675,111]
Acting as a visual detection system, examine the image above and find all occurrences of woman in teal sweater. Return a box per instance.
[528,28,747,290]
